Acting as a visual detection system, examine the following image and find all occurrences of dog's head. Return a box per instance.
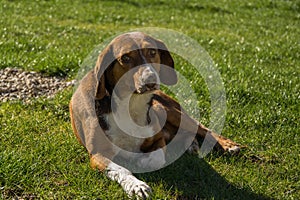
[94,32,177,99]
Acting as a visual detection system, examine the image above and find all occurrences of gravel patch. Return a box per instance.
[0,68,76,103]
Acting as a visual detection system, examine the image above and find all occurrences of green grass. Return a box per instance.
[1,0,299,199]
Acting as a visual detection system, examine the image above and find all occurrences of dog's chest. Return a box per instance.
[99,94,155,152]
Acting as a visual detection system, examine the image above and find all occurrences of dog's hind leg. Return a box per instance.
[151,90,241,154]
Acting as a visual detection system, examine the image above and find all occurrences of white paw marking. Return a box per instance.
[228,146,240,154]
[123,175,152,199]
[105,162,152,199]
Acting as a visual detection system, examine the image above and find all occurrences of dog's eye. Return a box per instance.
[149,49,157,57]
[120,55,131,63]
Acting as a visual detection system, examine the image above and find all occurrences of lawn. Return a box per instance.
[0,0,299,199]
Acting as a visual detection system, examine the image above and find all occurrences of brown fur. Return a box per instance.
[69,32,241,197]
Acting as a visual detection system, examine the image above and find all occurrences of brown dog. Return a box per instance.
[70,32,240,199]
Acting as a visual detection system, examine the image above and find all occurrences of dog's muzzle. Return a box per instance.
[135,65,160,94]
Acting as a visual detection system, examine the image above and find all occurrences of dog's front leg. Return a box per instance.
[91,154,151,199]
[106,162,152,199]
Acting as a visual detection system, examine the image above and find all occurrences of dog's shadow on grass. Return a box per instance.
[136,153,273,200]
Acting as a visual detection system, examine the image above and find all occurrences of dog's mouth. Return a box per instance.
[135,83,160,94]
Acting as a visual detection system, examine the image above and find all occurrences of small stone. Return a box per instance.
[0,68,75,103]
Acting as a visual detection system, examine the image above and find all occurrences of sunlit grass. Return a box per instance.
[1,0,299,199]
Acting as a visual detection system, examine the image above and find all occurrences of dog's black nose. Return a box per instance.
[146,83,156,90]
[135,65,160,93]
[141,66,158,84]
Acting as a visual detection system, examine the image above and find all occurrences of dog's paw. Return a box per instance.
[138,148,166,170]
[123,175,152,199]
[227,145,241,154]
[187,139,200,155]
[215,134,241,154]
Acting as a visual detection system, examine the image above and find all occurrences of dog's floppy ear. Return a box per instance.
[155,39,177,85]
[94,45,114,99]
